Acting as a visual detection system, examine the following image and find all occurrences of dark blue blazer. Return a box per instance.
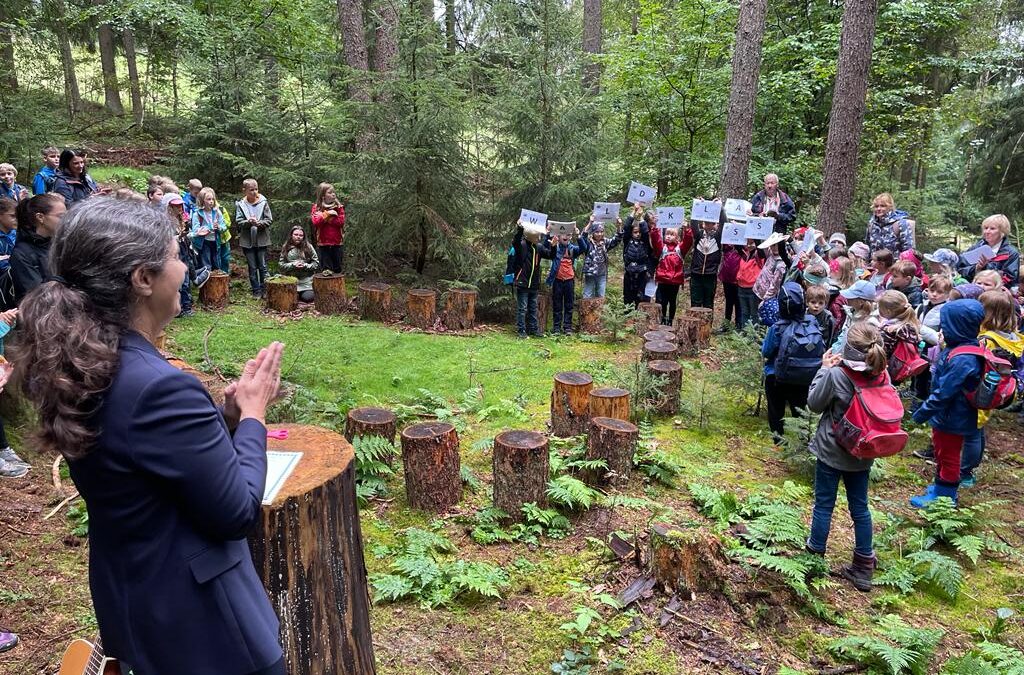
[68,331,282,675]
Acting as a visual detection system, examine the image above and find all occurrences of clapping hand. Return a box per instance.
[223,342,285,428]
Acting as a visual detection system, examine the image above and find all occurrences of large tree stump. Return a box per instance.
[165,356,225,404]
[635,302,662,334]
[345,407,397,464]
[588,387,631,422]
[643,340,679,362]
[406,288,437,328]
[537,292,550,334]
[251,424,376,675]
[359,282,392,321]
[492,430,550,522]
[199,270,231,309]
[550,371,593,437]
[313,272,348,315]
[648,523,727,597]
[577,297,604,334]
[400,422,461,511]
[685,307,713,350]
[647,360,682,414]
[266,276,298,313]
[675,315,703,356]
[585,417,639,485]
[644,329,678,345]
[443,288,477,330]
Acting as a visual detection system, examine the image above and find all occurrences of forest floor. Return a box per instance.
[2,278,1024,675]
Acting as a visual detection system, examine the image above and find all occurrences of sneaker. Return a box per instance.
[0,630,19,653]
[194,266,211,289]
[0,459,28,479]
[0,447,28,468]
[960,474,977,489]
[912,446,935,462]
[177,308,195,319]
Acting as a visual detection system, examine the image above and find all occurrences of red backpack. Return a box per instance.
[948,345,1018,410]
[833,368,909,460]
[888,339,929,384]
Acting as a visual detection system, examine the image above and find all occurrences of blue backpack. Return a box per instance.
[774,315,825,385]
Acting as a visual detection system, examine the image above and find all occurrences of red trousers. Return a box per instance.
[932,429,965,484]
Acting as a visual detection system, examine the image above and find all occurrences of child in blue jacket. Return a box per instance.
[910,299,985,508]
[546,226,589,335]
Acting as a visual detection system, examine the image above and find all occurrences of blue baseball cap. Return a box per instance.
[840,280,877,301]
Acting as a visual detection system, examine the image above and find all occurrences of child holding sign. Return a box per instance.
[654,224,694,326]
[509,223,554,337]
[688,206,724,310]
[580,215,622,299]
[621,205,659,307]
[546,226,589,334]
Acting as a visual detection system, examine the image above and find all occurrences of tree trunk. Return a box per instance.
[577,297,604,334]
[266,277,298,313]
[264,55,281,109]
[443,288,477,330]
[199,271,231,309]
[588,387,630,422]
[537,292,550,334]
[400,422,462,512]
[585,417,638,486]
[337,0,370,100]
[636,302,661,334]
[50,0,81,117]
[95,1,124,115]
[122,28,144,124]
[647,360,682,415]
[648,523,727,596]
[582,0,602,94]
[0,4,17,93]
[371,0,399,74]
[250,425,377,675]
[492,430,549,522]
[313,273,349,315]
[358,282,392,321]
[815,0,879,236]
[405,288,437,328]
[444,0,456,53]
[643,340,679,362]
[550,371,593,437]
[719,0,769,200]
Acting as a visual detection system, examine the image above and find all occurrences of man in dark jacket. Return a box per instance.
[750,173,797,234]
[510,224,554,337]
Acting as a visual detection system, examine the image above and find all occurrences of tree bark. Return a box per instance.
[582,0,602,94]
[577,297,604,334]
[815,0,879,236]
[444,0,456,53]
[199,271,231,309]
[405,288,437,328]
[647,360,682,414]
[550,371,593,437]
[337,0,370,101]
[442,288,477,330]
[492,430,549,521]
[643,340,679,362]
[49,0,81,117]
[345,407,397,445]
[400,422,462,512]
[95,1,124,115]
[588,387,630,422]
[313,273,349,315]
[719,0,769,200]
[371,0,399,74]
[358,282,392,321]
[266,277,298,313]
[644,330,677,345]
[122,28,144,124]
[585,417,638,486]
[636,302,661,334]
[648,523,727,596]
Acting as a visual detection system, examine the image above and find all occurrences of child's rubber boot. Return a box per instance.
[908,483,937,509]
[840,551,876,592]
[933,481,959,506]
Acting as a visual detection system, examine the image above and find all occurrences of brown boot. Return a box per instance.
[840,551,876,592]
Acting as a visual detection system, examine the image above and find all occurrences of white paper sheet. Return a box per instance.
[722,222,748,246]
[725,198,752,222]
[960,245,995,266]
[518,208,548,228]
[744,217,774,240]
[263,451,303,505]
[627,181,657,206]
[593,202,621,223]
[656,207,686,229]
[691,199,722,223]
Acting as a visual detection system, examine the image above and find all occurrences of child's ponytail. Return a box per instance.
[846,322,887,377]
[878,290,920,328]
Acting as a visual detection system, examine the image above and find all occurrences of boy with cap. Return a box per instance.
[923,248,967,285]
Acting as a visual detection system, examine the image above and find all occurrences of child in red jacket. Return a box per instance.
[654,225,694,326]
[311,182,346,273]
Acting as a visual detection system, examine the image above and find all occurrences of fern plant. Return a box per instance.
[352,435,397,507]
[545,440,604,510]
[462,503,571,545]
[830,614,943,675]
[632,421,682,487]
[942,642,1024,675]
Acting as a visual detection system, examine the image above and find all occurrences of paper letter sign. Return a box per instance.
[744,216,774,240]
[725,198,751,222]
[593,202,620,223]
[627,181,657,206]
[691,199,722,223]
[655,207,685,228]
[722,222,748,246]
[549,220,575,237]
[519,208,548,227]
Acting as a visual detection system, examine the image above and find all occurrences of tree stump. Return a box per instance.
[550,371,593,437]
[577,297,604,334]
[313,273,348,315]
[675,315,702,357]
[644,330,678,345]
[345,407,397,463]
[537,292,550,334]
[166,356,225,404]
[154,331,167,352]
[359,282,392,321]
[400,422,461,511]
[492,430,550,522]
[647,360,682,414]
[685,307,713,350]
[443,288,477,330]
[250,424,376,675]
[636,302,662,334]
[588,387,631,422]
[585,416,639,485]
[266,276,298,313]
[199,270,230,309]
[648,523,727,596]
[643,340,679,362]
[406,288,437,328]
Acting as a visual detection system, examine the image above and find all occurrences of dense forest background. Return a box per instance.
[1,0,1022,284]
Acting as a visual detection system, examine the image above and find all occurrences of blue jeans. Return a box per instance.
[516,287,539,336]
[738,286,759,329]
[582,274,606,299]
[551,279,574,332]
[808,459,873,557]
[198,239,218,271]
[244,246,268,294]
[218,240,231,273]
[960,428,984,479]
[177,239,194,312]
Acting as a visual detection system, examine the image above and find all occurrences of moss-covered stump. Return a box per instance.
[550,371,593,437]
[648,523,727,597]
[643,340,679,362]
[266,276,298,313]
[250,424,376,675]
[577,297,604,334]
[647,360,682,414]
[443,288,477,330]
[313,272,348,315]
[359,282,392,322]
[492,430,550,522]
[588,387,630,422]
[406,288,437,329]
[199,270,231,309]
[585,416,638,486]
[400,421,461,512]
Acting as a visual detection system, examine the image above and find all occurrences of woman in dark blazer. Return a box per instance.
[11,198,285,675]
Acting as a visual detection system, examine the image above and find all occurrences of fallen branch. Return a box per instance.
[2,519,37,536]
[816,665,866,675]
[662,604,727,639]
[43,491,80,521]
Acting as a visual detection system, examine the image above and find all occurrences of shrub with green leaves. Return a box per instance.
[830,614,943,675]
[369,527,509,608]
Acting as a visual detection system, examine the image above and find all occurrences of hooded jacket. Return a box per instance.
[957,237,1020,289]
[545,237,590,286]
[866,209,915,256]
[580,229,622,278]
[32,166,56,195]
[310,203,345,247]
[235,196,273,248]
[654,228,694,285]
[11,227,50,303]
[761,282,808,376]
[888,276,923,308]
[750,189,796,234]
[621,216,656,274]
[510,226,554,291]
[688,221,723,276]
[912,300,984,435]
[52,170,98,207]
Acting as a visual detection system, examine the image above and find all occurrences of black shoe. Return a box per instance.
[912,446,935,462]
[840,551,876,593]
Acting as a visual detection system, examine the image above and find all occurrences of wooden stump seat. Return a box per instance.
[492,430,550,521]
[643,340,679,362]
[647,360,682,414]
[359,282,392,321]
[636,301,662,334]
[313,273,348,315]
[588,387,630,422]
[550,371,593,437]
[199,270,231,309]
[266,276,298,313]
[585,417,639,485]
[443,288,477,330]
[577,297,604,334]
[406,288,437,329]
[400,422,461,511]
